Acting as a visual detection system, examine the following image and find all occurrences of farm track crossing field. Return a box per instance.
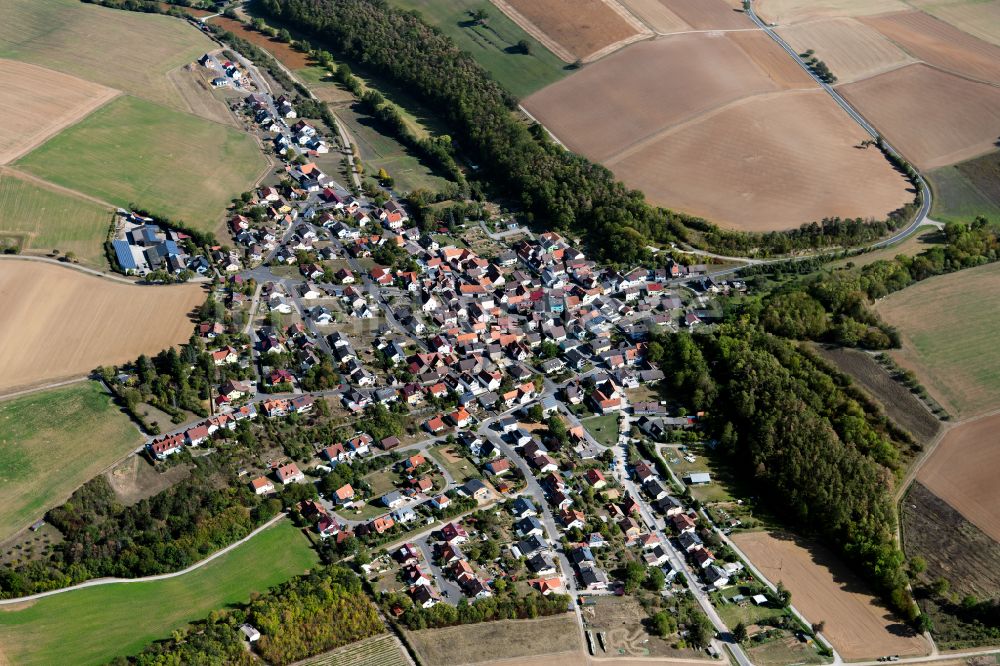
[813,345,941,446]
[754,0,909,25]
[839,63,1000,170]
[524,34,784,163]
[777,17,916,83]
[732,531,929,660]
[876,261,1000,418]
[492,0,647,62]
[0,0,214,111]
[903,482,1000,600]
[928,151,1000,224]
[0,60,118,165]
[917,414,1000,543]
[861,10,1000,85]
[405,614,581,666]
[0,520,318,666]
[0,261,204,395]
[293,633,409,666]
[384,0,569,98]
[608,90,912,231]
[618,0,690,34]
[0,171,112,267]
[16,95,266,231]
[0,382,141,541]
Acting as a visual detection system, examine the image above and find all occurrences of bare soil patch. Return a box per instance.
[618,0,690,34]
[754,0,909,25]
[726,30,817,88]
[167,63,237,127]
[0,261,204,394]
[733,530,930,660]
[814,345,940,446]
[777,17,916,83]
[0,60,118,165]
[840,63,1000,169]
[209,17,312,69]
[523,33,781,162]
[862,10,1000,85]
[903,482,1000,600]
[609,89,912,231]
[105,455,192,506]
[493,0,647,61]
[405,614,581,666]
[657,0,754,29]
[917,413,1000,543]
[582,595,706,659]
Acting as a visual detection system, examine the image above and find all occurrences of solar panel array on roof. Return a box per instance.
[112,240,137,270]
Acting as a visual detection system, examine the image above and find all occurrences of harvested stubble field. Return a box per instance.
[618,0,690,34]
[876,261,1000,418]
[813,345,941,446]
[903,482,1000,600]
[861,10,1000,85]
[910,0,1000,48]
[732,531,929,660]
[523,33,791,163]
[0,382,141,541]
[656,0,755,29]
[725,30,817,88]
[0,0,213,111]
[405,614,581,666]
[491,0,647,62]
[840,63,1000,170]
[0,60,118,165]
[754,0,909,25]
[608,89,912,231]
[0,520,318,666]
[777,17,916,83]
[16,95,266,230]
[917,413,1000,544]
[0,261,204,394]
[0,171,112,267]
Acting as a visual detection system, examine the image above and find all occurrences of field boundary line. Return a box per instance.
[0,376,90,403]
[486,0,576,62]
[0,513,286,606]
[0,254,141,285]
[582,0,656,63]
[0,166,117,209]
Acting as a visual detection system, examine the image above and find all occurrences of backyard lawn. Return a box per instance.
[581,413,619,447]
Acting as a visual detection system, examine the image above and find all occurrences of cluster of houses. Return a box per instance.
[199,52,248,89]
[111,213,204,276]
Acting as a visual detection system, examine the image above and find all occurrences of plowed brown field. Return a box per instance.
[754,0,908,25]
[618,0,690,34]
[0,261,204,393]
[840,63,1000,169]
[523,33,782,162]
[497,0,647,61]
[777,17,915,83]
[657,0,754,29]
[726,30,817,88]
[918,414,1000,543]
[907,0,1000,48]
[208,17,311,69]
[733,531,930,660]
[862,10,1000,85]
[608,90,912,230]
[0,60,118,165]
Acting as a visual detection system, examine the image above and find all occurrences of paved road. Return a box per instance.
[0,513,286,605]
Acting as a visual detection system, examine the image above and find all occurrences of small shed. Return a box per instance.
[752,594,769,606]
[685,472,712,485]
[240,624,261,642]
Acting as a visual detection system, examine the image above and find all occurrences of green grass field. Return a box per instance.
[337,104,452,194]
[0,0,213,111]
[928,151,1000,224]
[877,260,1000,418]
[0,382,141,540]
[16,95,265,231]
[0,172,112,266]
[581,413,619,447]
[428,443,482,483]
[385,0,569,98]
[0,520,318,666]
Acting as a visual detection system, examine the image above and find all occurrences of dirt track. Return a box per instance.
[0,261,204,394]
